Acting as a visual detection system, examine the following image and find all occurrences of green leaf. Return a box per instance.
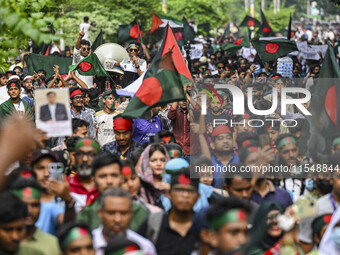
[31,12,44,19]
[5,13,19,27]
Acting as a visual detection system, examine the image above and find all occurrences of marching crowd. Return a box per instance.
[1,17,340,255]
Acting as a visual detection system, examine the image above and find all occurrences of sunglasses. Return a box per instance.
[81,47,90,51]
[129,48,138,53]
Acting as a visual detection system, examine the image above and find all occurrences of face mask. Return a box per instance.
[332,227,340,249]
[305,179,315,191]
[316,179,332,194]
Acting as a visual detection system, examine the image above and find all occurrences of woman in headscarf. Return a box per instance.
[247,200,285,255]
[138,143,170,205]
[319,206,340,255]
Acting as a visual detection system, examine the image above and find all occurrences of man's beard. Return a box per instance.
[73,105,83,111]
[77,163,92,178]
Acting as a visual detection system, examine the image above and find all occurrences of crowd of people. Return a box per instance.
[1,15,340,255]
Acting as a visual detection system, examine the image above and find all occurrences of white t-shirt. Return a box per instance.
[0,86,9,105]
[95,110,117,146]
[79,22,91,41]
[13,101,25,116]
[48,104,57,121]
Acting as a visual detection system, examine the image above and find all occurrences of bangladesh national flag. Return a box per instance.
[150,14,183,34]
[306,42,340,156]
[69,54,108,77]
[251,38,298,62]
[118,19,143,45]
[259,9,275,37]
[221,36,250,55]
[177,17,195,47]
[24,53,72,77]
[121,26,190,119]
[91,29,104,51]
[239,15,261,28]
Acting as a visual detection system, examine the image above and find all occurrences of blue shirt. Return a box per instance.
[36,200,64,235]
[211,153,239,189]
[251,180,293,209]
[132,116,163,144]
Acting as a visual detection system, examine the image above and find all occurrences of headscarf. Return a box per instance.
[319,206,340,255]
[138,143,170,184]
[247,201,284,255]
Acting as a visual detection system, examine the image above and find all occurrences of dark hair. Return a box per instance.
[84,16,89,22]
[151,130,175,143]
[165,143,182,154]
[128,40,141,49]
[72,118,89,133]
[236,132,259,148]
[46,91,56,97]
[275,133,297,149]
[288,118,305,134]
[37,69,47,76]
[80,39,90,47]
[224,163,251,186]
[88,88,100,100]
[129,147,145,166]
[148,143,166,158]
[0,73,6,79]
[57,222,92,252]
[92,153,122,176]
[7,167,42,190]
[206,197,250,230]
[99,187,132,209]
[0,191,28,223]
[66,136,81,151]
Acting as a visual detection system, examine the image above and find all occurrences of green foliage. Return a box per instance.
[0,0,64,66]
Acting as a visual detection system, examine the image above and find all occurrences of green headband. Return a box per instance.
[312,215,332,235]
[61,227,91,251]
[277,136,296,151]
[129,43,139,49]
[240,146,259,163]
[332,137,340,147]
[210,209,247,230]
[75,139,101,153]
[168,150,182,158]
[11,187,41,199]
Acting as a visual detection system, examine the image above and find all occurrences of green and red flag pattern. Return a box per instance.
[239,15,261,28]
[150,14,183,34]
[259,9,275,37]
[251,38,298,62]
[118,19,143,45]
[69,54,108,77]
[221,36,250,55]
[121,26,189,119]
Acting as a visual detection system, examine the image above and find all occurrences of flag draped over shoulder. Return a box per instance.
[121,26,191,119]
[251,38,298,62]
[24,54,72,77]
[240,15,261,28]
[69,54,108,77]
[306,42,340,156]
[259,9,275,37]
[118,19,142,45]
[150,14,183,34]
[92,30,104,51]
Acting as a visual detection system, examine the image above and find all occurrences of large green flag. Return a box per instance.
[239,15,261,28]
[121,26,188,119]
[69,54,108,77]
[91,29,104,51]
[182,17,195,43]
[259,9,275,37]
[251,38,298,62]
[24,54,72,77]
[221,36,250,55]
[118,19,142,45]
[306,42,340,156]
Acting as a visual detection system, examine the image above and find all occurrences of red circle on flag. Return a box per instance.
[291,32,295,38]
[265,43,280,54]
[324,215,332,223]
[175,32,183,41]
[135,77,162,106]
[247,20,255,27]
[20,170,32,178]
[121,166,132,177]
[78,227,89,236]
[234,38,243,45]
[325,85,338,126]
[130,24,140,39]
[84,139,92,146]
[178,174,191,185]
[238,210,247,221]
[23,187,32,197]
[79,62,92,72]
[263,27,271,33]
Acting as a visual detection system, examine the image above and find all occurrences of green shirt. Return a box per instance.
[20,228,60,255]
[0,98,34,121]
[0,245,44,255]
[76,197,149,231]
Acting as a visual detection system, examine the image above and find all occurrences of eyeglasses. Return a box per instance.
[81,47,90,51]
[172,187,197,195]
[75,151,98,159]
[129,48,138,53]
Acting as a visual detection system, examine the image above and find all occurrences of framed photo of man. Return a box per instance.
[35,88,72,137]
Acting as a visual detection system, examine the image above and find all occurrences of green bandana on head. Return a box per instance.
[121,166,137,177]
[312,214,332,236]
[168,150,182,159]
[129,43,139,49]
[61,227,91,252]
[332,137,340,147]
[75,139,101,153]
[109,245,140,255]
[11,187,41,199]
[277,136,296,151]
[210,209,248,230]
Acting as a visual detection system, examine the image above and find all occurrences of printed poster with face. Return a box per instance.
[35,88,72,137]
